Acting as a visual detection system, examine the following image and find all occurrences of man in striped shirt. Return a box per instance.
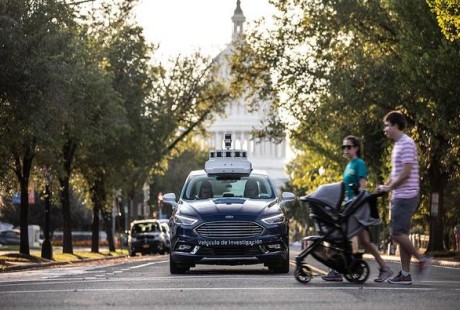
[378,111,431,285]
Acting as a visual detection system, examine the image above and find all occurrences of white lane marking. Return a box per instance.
[0,260,168,283]
[3,276,458,291]
[127,261,168,269]
[1,287,459,294]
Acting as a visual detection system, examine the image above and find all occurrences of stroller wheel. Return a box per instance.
[294,265,313,283]
[344,259,370,284]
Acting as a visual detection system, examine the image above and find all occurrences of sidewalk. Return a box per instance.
[365,253,460,268]
[0,247,130,273]
[2,250,460,273]
[291,241,460,268]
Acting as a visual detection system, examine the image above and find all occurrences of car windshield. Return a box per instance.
[182,174,276,200]
[132,222,160,234]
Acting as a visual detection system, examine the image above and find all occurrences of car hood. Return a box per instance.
[179,198,279,220]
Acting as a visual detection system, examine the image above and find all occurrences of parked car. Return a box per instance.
[158,219,171,253]
[0,229,20,245]
[163,134,296,274]
[128,219,167,256]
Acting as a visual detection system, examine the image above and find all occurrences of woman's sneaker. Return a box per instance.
[387,271,412,285]
[322,270,343,282]
[374,266,394,283]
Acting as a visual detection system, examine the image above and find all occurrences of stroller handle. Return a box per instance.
[367,190,388,199]
[350,183,387,199]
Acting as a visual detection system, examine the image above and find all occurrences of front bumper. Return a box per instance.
[130,240,162,253]
[170,235,289,266]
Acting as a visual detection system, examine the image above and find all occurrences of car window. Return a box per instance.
[182,174,276,200]
[132,222,160,234]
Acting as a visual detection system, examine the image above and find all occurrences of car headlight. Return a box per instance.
[261,213,285,225]
[174,214,198,226]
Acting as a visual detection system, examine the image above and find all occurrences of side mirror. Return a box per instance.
[279,192,296,209]
[163,193,178,211]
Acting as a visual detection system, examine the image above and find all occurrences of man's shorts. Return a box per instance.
[390,196,419,235]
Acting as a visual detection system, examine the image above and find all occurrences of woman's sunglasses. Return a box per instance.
[342,145,354,150]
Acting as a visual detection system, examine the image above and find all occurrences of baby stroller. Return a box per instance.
[294,181,385,284]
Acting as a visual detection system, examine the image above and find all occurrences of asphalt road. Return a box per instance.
[0,246,459,310]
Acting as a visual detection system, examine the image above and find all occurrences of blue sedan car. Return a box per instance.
[164,138,295,274]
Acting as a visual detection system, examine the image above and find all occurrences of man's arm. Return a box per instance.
[380,163,413,192]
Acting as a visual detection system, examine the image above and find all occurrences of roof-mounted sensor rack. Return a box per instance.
[204,134,252,175]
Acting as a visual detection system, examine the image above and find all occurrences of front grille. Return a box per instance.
[197,246,263,256]
[134,235,158,243]
[194,221,264,238]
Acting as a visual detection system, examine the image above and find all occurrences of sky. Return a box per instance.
[134,0,276,61]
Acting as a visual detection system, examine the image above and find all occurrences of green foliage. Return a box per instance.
[230,0,460,250]
[0,0,233,254]
[150,139,209,204]
[427,0,460,41]
[0,0,88,254]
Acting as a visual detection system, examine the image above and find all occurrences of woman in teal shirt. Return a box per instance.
[322,135,394,283]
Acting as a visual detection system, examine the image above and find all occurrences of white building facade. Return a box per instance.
[203,1,290,191]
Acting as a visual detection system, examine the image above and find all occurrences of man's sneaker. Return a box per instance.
[374,266,394,283]
[322,270,343,282]
[387,271,412,285]
[418,256,432,280]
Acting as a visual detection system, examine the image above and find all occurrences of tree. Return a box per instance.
[230,0,460,251]
[0,0,82,255]
[150,139,209,217]
[427,0,460,41]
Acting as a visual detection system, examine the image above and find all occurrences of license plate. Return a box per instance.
[142,244,150,249]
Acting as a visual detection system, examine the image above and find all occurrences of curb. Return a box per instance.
[1,255,129,273]
[363,253,460,268]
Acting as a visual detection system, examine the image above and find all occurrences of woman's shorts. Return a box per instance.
[390,196,419,235]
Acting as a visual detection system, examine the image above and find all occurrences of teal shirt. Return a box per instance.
[343,158,368,200]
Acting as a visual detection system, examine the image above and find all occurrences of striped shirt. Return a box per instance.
[391,134,419,199]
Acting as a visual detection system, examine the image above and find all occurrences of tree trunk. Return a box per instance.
[101,208,116,252]
[427,186,446,252]
[91,202,100,253]
[19,178,30,256]
[13,143,35,256]
[60,140,77,254]
[90,170,105,253]
[60,175,73,254]
[427,158,448,252]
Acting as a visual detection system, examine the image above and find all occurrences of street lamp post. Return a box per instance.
[117,196,123,252]
[158,192,163,219]
[41,169,53,259]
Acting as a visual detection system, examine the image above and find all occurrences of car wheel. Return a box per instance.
[170,253,189,274]
[130,251,136,257]
[159,243,166,255]
[170,260,189,274]
[268,248,290,273]
[268,259,290,273]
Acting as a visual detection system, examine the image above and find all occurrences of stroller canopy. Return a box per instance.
[305,181,344,210]
[303,181,380,239]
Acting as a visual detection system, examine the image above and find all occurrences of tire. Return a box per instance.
[159,243,166,255]
[294,265,313,283]
[169,253,189,274]
[268,258,290,274]
[344,259,370,284]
